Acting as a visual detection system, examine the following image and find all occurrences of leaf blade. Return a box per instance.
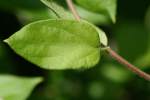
[4,19,100,70]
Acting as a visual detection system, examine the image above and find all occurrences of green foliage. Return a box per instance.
[41,0,74,19]
[40,0,108,46]
[0,75,42,100]
[96,27,108,46]
[41,0,114,25]
[76,6,111,25]
[4,19,101,70]
[75,0,117,23]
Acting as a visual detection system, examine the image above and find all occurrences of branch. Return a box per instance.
[66,0,150,81]
[66,0,81,21]
[106,47,150,81]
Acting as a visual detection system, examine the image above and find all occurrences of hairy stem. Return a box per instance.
[66,0,150,81]
[106,47,150,81]
[66,0,81,21]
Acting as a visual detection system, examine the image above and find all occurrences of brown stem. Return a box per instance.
[66,0,150,81]
[106,47,150,81]
[66,0,81,21]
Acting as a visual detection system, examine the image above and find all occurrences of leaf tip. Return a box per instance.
[95,27,108,46]
[3,39,9,44]
[33,77,43,86]
[37,77,44,83]
[112,17,116,24]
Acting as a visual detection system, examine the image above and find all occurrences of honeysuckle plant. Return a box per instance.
[0,0,150,99]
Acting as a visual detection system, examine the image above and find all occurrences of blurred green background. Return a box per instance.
[0,0,150,100]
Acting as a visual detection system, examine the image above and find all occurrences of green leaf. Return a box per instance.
[75,0,117,23]
[95,27,108,46]
[76,6,111,25]
[41,0,74,19]
[41,0,113,25]
[4,19,100,70]
[0,75,42,100]
[40,0,108,46]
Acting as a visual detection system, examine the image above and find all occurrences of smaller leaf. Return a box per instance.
[76,6,111,25]
[41,0,112,25]
[41,0,74,19]
[95,27,108,46]
[0,75,42,100]
[75,0,117,23]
